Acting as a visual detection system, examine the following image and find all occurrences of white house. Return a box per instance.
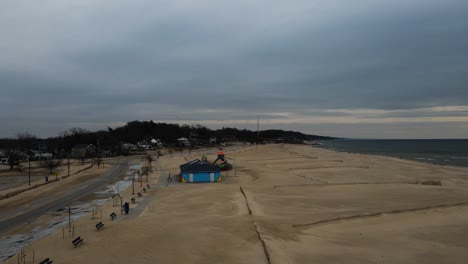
[34,153,53,160]
[151,138,163,147]
[122,143,138,151]
[177,137,190,147]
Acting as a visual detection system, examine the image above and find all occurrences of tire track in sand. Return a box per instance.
[240,186,271,264]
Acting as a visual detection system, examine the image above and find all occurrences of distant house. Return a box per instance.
[177,137,190,147]
[31,140,48,153]
[0,156,8,164]
[179,159,221,183]
[1,149,30,162]
[101,150,112,158]
[71,144,96,159]
[137,140,156,150]
[28,150,53,160]
[189,132,199,145]
[151,138,163,147]
[33,152,53,160]
[121,143,138,151]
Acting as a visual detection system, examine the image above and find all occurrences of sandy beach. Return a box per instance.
[3,144,468,263]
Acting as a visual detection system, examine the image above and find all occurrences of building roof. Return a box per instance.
[72,144,96,149]
[180,159,221,173]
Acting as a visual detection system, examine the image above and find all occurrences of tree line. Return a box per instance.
[0,120,334,162]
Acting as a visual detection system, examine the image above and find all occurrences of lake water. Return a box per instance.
[317,139,468,168]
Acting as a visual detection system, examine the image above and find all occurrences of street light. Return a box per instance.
[67,153,70,176]
[140,171,143,187]
[28,156,31,186]
[132,174,135,195]
[97,139,101,168]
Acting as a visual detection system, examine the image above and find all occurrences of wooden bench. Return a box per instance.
[39,258,53,264]
[143,188,147,192]
[137,192,142,197]
[110,212,117,220]
[72,236,83,248]
[131,197,136,203]
[96,222,104,231]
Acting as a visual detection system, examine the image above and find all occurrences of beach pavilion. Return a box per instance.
[179,159,221,183]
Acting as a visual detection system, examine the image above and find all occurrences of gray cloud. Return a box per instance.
[1,0,468,138]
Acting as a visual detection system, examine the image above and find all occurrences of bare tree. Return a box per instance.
[141,166,149,182]
[59,127,89,137]
[16,131,36,151]
[145,154,154,169]
[6,149,21,171]
[16,131,36,140]
[2,134,31,171]
[81,152,86,165]
[44,159,62,175]
[96,156,102,167]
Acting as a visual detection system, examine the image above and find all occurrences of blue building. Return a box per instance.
[180,159,222,183]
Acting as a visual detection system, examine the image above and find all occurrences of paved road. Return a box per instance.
[0,159,130,235]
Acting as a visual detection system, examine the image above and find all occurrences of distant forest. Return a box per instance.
[0,120,334,154]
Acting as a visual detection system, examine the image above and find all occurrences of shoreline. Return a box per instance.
[3,144,468,263]
[315,144,468,170]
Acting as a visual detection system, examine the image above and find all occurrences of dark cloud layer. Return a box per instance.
[1,0,468,138]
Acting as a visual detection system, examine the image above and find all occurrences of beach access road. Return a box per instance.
[0,158,130,235]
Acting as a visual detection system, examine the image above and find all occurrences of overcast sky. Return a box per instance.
[1,0,468,139]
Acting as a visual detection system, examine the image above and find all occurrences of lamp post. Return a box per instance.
[132,175,135,195]
[97,139,101,168]
[140,171,143,187]
[28,156,31,186]
[67,153,70,176]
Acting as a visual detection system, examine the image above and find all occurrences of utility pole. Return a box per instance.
[68,206,71,233]
[28,156,31,186]
[257,114,260,145]
[257,114,259,137]
[67,153,70,176]
[97,139,100,168]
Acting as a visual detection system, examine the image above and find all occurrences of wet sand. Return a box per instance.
[3,144,468,263]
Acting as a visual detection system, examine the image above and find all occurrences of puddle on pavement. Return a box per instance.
[0,166,139,261]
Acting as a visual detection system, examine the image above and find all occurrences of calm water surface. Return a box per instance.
[317,139,468,167]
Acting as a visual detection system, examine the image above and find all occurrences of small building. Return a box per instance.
[33,152,53,160]
[209,137,217,144]
[31,140,48,153]
[101,150,112,158]
[121,143,138,151]
[71,144,96,159]
[151,138,163,147]
[180,159,221,183]
[177,137,190,147]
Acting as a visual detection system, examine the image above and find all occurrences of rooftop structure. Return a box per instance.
[179,159,221,183]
